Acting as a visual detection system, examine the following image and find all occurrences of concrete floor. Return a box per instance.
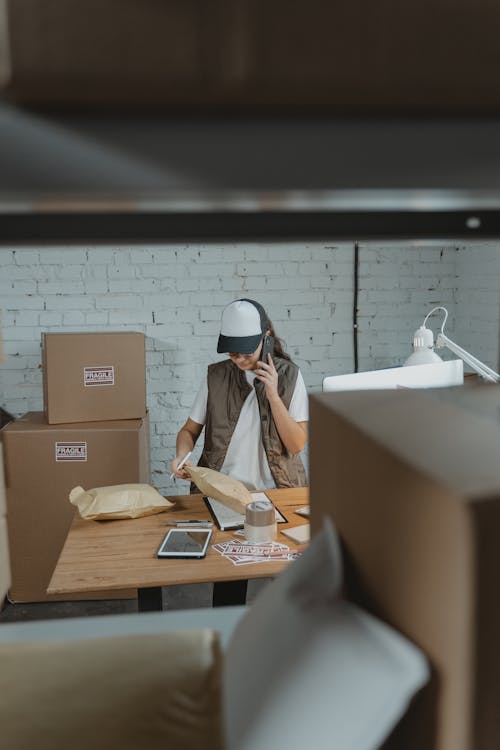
[0,579,270,623]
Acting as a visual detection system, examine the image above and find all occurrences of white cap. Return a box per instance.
[217,300,265,354]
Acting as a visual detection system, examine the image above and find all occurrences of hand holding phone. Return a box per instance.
[260,335,275,362]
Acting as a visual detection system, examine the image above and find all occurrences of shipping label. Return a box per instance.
[83,365,114,387]
[55,442,88,462]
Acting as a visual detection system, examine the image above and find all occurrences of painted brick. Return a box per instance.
[84,281,109,294]
[62,312,86,326]
[13,250,40,265]
[39,249,87,264]
[108,310,151,324]
[107,266,137,280]
[146,323,193,339]
[96,295,142,310]
[38,312,63,326]
[4,296,44,310]
[129,249,155,264]
[49,295,95,310]
[84,265,108,280]
[86,248,116,263]
[55,265,84,280]
[2,326,40,341]
[14,311,40,326]
[1,280,38,295]
[38,281,86,295]
[0,250,14,265]
[85,312,109,325]
[191,263,236,278]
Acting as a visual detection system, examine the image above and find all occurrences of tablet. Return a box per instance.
[157,527,212,558]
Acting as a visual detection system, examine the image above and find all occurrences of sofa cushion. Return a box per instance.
[0,629,224,750]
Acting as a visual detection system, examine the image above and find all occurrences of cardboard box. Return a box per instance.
[309,385,500,750]
[0,518,11,605]
[0,442,6,518]
[2,412,150,603]
[0,444,9,604]
[3,0,500,113]
[42,331,146,424]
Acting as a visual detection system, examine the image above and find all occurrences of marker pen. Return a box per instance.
[169,450,192,481]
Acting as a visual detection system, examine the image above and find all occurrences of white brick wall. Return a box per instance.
[1,241,499,493]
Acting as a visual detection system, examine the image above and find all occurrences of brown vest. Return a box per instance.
[197,358,307,489]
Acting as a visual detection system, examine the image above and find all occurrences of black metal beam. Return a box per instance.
[2,210,500,243]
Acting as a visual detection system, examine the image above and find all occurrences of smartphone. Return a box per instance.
[260,334,275,362]
[157,528,212,559]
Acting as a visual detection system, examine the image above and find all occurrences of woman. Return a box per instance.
[171,298,308,490]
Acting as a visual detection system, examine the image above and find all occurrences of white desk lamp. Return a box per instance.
[405,306,500,383]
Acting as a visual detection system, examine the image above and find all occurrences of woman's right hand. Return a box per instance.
[171,457,192,480]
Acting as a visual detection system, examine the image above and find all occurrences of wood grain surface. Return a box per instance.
[48,488,309,595]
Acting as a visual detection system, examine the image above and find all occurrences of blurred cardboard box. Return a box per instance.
[2,412,150,603]
[0,0,224,108]
[42,331,146,425]
[0,518,10,605]
[0,443,6,519]
[0,445,9,604]
[2,0,500,112]
[310,385,500,750]
[0,317,9,604]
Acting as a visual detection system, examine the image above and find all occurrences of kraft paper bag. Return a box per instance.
[187,465,254,514]
[69,483,174,520]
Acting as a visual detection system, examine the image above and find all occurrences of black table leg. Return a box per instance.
[137,586,163,612]
[212,580,248,607]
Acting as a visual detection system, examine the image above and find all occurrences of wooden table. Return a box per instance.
[48,487,309,611]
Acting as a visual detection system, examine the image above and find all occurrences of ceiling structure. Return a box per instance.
[3,2,500,241]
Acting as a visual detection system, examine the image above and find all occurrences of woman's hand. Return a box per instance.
[255,353,279,402]
[255,355,308,454]
[170,457,192,480]
[171,419,203,480]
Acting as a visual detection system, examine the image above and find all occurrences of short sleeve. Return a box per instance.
[189,376,208,425]
[288,370,309,422]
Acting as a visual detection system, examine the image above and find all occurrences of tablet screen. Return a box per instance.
[158,528,212,557]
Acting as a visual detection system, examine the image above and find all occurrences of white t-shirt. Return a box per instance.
[190,367,308,490]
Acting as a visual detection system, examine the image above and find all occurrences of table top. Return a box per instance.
[47,487,309,595]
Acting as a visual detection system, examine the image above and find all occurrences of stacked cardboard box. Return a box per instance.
[0,444,10,605]
[0,318,10,606]
[1,331,149,603]
[42,332,146,424]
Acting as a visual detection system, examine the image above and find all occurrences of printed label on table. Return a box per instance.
[55,442,88,462]
[83,366,114,387]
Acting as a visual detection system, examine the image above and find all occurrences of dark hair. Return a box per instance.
[239,298,292,362]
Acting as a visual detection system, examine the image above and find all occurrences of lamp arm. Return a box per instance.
[436,333,500,383]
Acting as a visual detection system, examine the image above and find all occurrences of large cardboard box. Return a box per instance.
[42,331,146,424]
[0,444,9,604]
[0,442,6,519]
[2,412,150,603]
[309,385,500,750]
[0,518,10,605]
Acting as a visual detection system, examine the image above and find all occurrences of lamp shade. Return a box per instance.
[404,324,443,366]
[404,349,443,366]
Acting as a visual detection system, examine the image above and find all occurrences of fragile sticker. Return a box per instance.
[55,442,87,462]
[84,366,114,387]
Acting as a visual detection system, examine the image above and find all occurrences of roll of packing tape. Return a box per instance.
[244,499,277,544]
